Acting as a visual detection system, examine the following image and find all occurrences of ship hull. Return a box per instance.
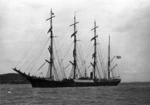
[13,69,121,88]
[29,77,121,88]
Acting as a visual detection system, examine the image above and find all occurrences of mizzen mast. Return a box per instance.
[91,21,98,80]
[108,35,111,79]
[70,14,79,79]
[46,9,55,79]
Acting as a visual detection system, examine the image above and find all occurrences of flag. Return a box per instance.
[116,56,121,59]
[52,12,54,15]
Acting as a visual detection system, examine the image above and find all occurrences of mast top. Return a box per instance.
[46,9,55,21]
[70,13,79,27]
[91,20,98,41]
[91,21,98,31]
[109,34,110,44]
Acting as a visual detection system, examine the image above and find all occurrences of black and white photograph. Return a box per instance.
[0,0,150,104]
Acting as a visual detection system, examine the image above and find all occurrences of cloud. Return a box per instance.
[0,0,150,82]
[113,2,150,81]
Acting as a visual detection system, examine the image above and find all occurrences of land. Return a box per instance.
[1,73,149,84]
[0,73,30,84]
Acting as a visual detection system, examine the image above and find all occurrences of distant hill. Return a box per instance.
[0,73,30,84]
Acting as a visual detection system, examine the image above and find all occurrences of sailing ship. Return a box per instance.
[13,10,121,88]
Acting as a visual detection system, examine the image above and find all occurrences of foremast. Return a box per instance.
[70,14,79,79]
[46,9,55,79]
[91,21,98,80]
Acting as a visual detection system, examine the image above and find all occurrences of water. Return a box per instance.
[0,83,150,105]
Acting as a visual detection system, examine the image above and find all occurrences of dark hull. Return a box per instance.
[13,69,121,88]
[28,77,121,88]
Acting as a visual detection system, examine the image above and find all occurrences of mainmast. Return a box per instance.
[108,35,110,79]
[91,21,98,80]
[46,9,55,79]
[70,14,79,79]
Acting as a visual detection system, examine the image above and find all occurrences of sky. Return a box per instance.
[0,0,150,82]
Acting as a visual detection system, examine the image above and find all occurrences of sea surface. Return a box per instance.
[0,83,150,105]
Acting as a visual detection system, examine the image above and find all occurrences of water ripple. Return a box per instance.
[0,83,150,105]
